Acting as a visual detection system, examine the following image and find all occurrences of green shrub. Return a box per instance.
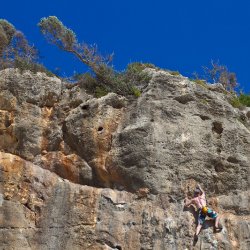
[0,19,54,77]
[168,70,180,76]
[76,73,98,92]
[192,79,208,89]
[126,62,157,72]
[75,62,152,98]
[109,62,151,97]
[230,94,250,108]
[13,57,54,77]
[238,94,250,107]
[230,97,242,108]
[124,62,151,84]
[130,86,141,97]
[200,99,208,105]
[95,86,108,98]
[39,17,154,98]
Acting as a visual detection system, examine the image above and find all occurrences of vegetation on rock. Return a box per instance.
[0,19,54,76]
[230,94,250,108]
[238,94,250,107]
[191,78,208,89]
[168,70,180,76]
[191,62,250,109]
[38,16,151,97]
[203,60,238,91]
[0,17,249,102]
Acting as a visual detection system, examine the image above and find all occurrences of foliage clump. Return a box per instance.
[168,70,180,76]
[230,96,242,108]
[13,58,54,76]
[192,78,208,89]
[230,94,250,108]
[74,62,151,97]
[0,19,36,67]
[238,94,250,107]
[0,19,53,76]
[39,16,113,85]
[39,16,152,97]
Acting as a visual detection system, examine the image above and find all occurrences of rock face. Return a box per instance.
[0,68,249,250]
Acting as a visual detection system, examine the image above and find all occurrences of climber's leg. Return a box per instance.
[207,208,222,230]
[195,210,205,237]
[215,215,223,230]
[215,215,219,228]
[195,223,202,236]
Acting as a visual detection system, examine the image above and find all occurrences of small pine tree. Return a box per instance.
[38,16,151,97]
[38,16,113,82]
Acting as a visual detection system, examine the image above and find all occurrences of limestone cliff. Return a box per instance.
[0,68,249,250]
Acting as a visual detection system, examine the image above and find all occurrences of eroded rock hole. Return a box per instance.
[217,148,222,153]
[4,119,11,127]
[227,156,239,164]
[81,104,89,110]
[199,115,210,121]
[174,94,194,104]
[212,121,223,134]
[98,126,104,132]
[214,162,224,172]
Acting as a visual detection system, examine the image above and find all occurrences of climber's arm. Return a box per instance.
[184,197,194,207]
[197,184,205,198]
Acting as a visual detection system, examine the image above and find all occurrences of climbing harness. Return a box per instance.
[201,206,208,215]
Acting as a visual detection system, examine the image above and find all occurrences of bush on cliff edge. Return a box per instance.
[38,16,153,97]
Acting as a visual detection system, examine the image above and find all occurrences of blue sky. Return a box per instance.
[1,0,250,92]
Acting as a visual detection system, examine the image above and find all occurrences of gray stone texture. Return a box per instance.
[0,68,249,249]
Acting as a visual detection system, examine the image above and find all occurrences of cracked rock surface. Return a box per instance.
[0,68,249,249]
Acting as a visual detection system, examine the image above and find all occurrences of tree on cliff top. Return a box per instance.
[38,16,148,97]
[0,19,54,76]
[38,16,113,82]
[0,20,15,54]
[0,19,37,65]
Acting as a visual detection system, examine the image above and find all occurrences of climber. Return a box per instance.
[184,184,222,239]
